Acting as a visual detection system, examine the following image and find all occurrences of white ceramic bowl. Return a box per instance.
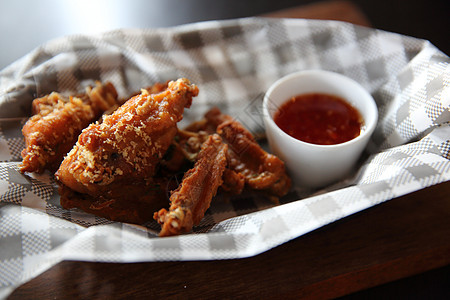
[263,70,378,188]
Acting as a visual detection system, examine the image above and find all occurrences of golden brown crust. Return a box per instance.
[84,81,119,115]
[55,78,199,201]
[217,119,286,190]
[170,107,292,198]
[20,82,119,173]
[154,134,228,236]
[56,78,198,196]
[203,107,291,197]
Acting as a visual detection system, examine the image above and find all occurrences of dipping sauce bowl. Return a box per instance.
[263,70,378,188]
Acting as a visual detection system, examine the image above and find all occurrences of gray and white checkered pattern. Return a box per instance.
[0,18,449,298]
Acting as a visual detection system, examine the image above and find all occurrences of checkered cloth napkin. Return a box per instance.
[0,18,449,298]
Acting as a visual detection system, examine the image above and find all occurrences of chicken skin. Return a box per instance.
[20,82,119,173]
[216,117,291,197]
[184,107,291,197]
[154,134,228,236]
[55,78,199,206]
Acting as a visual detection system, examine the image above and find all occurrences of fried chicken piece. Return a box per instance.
[129,81,169,98]
[98,81,170,123]
[55,78,199,200]
[177,107,291,197]
[142,81,169,95]
[20,82,119,173]
[84,81,120,114]
[154,134,228,236]
[205,108,291,197]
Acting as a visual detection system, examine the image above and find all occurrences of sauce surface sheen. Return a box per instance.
[274,93,363,145]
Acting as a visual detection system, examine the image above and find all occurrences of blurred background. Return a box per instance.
[0,0,449,70]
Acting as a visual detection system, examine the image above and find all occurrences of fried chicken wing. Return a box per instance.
[55,78,199,208]
[154,134,228,236]
[20,75,291,236]
[20,82,119,173]
[216,119,288,193]
[172,107,291,197]
[202,107,291,197]
[138,81,169,96]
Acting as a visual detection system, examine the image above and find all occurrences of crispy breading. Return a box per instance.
[20,82,119,173]
[172,107,291,197]
[55,78,199,217]
[205,107,291,197]
[154,134,228,236]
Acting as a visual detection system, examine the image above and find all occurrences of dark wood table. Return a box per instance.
[8,1,450,299]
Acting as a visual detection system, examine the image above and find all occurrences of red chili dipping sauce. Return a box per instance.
[273,93,363,145]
